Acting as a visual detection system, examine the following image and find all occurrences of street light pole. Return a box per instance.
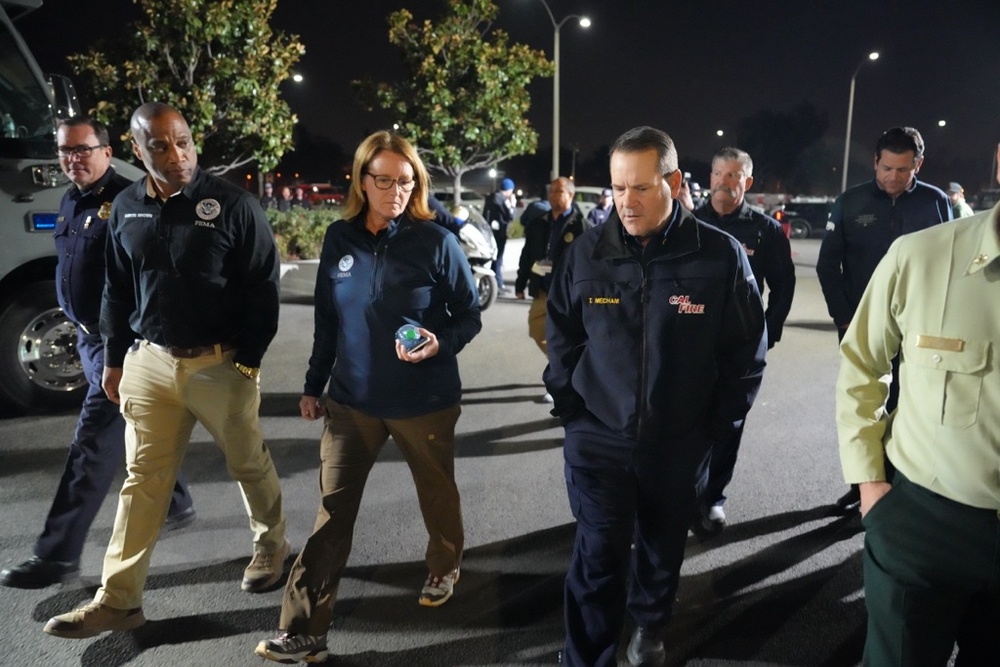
[841,51,879,193]
[535,0,590,182]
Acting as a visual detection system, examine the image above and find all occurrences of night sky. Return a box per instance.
[13,0,1000,194]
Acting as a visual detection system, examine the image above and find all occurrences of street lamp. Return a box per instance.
[535,0,590,181]
[841,51,879,192]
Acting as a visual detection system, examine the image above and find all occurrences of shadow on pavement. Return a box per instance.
[33,509,866,666]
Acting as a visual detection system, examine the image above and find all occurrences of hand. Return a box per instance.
[102,367,124,405]
[299,395,325,420]
[395,327,438,363]
[859,481,892,518]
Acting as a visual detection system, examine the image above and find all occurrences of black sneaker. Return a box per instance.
[255,631,329,664]
[833,486,861,515]
[626,626,666,666]
[163,507,197,532]
[0,556,79,589]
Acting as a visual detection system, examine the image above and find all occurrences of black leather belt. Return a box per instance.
[149,341,236,358]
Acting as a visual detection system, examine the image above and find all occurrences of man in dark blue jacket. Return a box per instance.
[816,126,950,514]
[0,117,194,591]
[545,126,767,667]
[693,146,795,535]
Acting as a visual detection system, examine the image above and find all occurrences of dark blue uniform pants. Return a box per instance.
[704,421,746,507]
[34,330,193,563]
[562,412,698,667]
[862,472,1000,667]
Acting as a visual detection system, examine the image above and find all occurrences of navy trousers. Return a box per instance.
[562,411,701,667]
[703,421,746,508]
[33,330,193,563]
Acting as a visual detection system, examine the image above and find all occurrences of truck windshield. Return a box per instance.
[0,18,57,159]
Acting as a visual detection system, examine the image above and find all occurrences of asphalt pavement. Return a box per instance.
[0,238,874,666]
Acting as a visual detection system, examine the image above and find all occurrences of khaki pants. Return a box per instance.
[528,289,548,355]
[95,341,285,610]
[280,398,463,635]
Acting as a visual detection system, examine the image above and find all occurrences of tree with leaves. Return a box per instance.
[355,0,553,201]
[67,0,303,174]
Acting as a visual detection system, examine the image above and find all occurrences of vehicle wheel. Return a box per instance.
[477,273,498,311]
[0,281,85,412]
[789,218,811,240]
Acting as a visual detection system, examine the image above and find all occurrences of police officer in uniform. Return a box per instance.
[693,146,795,535]
[0,117,194,590]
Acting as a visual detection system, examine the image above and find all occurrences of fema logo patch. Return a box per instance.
[338,255,354,272]
[196,198,221,221]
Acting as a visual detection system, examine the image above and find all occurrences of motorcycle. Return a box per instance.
[453,205,498,311]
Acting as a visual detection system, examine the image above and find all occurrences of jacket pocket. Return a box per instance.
[906,335,989,429]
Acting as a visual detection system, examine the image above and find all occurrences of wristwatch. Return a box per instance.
[233,361,260,380]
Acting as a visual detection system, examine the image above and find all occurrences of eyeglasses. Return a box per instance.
[57,144,107,159]
[365,173,416,192]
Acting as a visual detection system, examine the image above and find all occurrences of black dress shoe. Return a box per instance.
[833,486,861,515]
[626,626,665,667]
[164,507,197,531]
[0,556,79,589]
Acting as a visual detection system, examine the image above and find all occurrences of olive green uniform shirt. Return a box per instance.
[837,204,1000,510]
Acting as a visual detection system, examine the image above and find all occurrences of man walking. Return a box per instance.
[837,143,1000,666]
[515,178,588,402]
[817,126,950,514]
[693,146,795,535]
[0,116,195,590]
[44,103,288,639]
[545,126,766,666]
[483,178,516,291]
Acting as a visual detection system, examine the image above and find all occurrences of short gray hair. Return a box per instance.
[610,126,678,175]
[712,147,753,178]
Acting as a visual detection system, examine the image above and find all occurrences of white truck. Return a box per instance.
[0,0,141,411]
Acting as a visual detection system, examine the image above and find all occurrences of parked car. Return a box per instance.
[300,183,345,207]
[970,189,1000,212]
[769,197,835,239]
[570,185,610,217]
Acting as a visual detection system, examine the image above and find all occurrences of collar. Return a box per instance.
[145,166,203,202]
[966,204,1000,276]
[71,167,116,201]
[596,204,698,261]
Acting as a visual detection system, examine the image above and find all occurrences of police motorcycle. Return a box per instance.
[452,205,498,311]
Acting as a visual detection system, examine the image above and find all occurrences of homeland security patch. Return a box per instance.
[338,255,354,276]
[196,198,221,221]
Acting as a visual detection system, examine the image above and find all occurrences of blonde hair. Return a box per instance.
[343,131,433,221]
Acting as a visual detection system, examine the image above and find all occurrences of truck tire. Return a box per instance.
[788,218,812,240]
[0,281,86,412]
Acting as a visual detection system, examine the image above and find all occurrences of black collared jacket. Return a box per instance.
[53,167,132,330]
[544,206,767,453]
[694,200,796,346]
[816,178,950,327]
[101,167,279,368]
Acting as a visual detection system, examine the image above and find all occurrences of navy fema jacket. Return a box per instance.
[544,205,767,453]
[303,215,482,419]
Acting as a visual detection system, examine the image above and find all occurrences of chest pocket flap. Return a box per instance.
[907,335,990,429]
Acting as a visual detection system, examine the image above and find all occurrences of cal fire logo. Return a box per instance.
[669,294,705,314]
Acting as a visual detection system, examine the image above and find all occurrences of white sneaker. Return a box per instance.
[541,392,554,403]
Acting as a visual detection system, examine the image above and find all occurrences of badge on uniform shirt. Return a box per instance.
[563,232,575,243]
[196,198,221,221]
[98,201,112,220]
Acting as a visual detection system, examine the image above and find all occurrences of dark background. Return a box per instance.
[13,0,1000,194]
